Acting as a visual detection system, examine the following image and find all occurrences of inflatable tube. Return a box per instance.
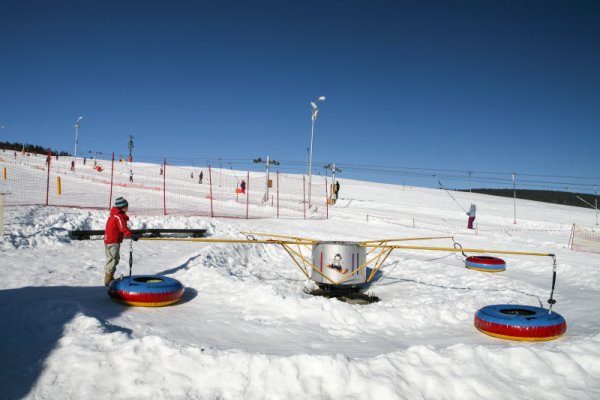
[474,304,566,341]
[465,256,506,272]
[108,275,185,307]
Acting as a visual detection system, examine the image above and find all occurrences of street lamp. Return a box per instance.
[308,95,326,208]
[74,117,83,161]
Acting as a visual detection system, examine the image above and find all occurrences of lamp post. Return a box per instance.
[74,116,83,161]
[595,185,598,226]
[512,173,517,224]
[308,96,326,208]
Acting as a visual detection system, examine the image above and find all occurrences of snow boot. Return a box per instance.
[104,273,114,287]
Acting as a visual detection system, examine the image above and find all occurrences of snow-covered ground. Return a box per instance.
[1,172,599,399]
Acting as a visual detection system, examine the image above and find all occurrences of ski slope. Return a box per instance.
[1,168,599,399]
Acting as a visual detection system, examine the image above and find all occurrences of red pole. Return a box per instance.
[325,177,329,219]
[276,171,280,219]
[45,148,51,206]
[209,166,214,218]
[246,171,250,219]
[109,152,115,209]
[163,158,167,215]
[303,175,306,220]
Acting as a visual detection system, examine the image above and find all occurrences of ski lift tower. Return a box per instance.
[253,156,280,202]
[128,135,134,162]
[324,162,342,202]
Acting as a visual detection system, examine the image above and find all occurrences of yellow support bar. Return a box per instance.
[240,231,317,244]
[335,249,390,285]
[139,237,314,245]
[360,236,454,245]
[364,236,455,255]
[138,235,555,286]
[280,244,310,279]
[367,247,394,283]
[365,244,554,257]
[56,176,62,195]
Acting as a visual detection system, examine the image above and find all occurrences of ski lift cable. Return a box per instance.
[434,175,467,213]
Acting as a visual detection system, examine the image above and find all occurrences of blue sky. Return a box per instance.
[1,0,599,192]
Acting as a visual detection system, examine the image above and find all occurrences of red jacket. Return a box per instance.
[104,207,132,244]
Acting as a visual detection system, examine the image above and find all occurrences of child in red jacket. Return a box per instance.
[104,197,136,286]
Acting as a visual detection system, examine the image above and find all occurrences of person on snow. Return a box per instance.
[104,197,138,286]
[198,171,203,184]
[240,180,246,194]
[467,203,477,229]
[333,181,340,200]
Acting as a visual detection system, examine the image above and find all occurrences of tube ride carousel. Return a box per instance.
[116,232,566,341]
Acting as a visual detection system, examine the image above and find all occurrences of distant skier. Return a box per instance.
[70,160,75,172]
[333,181,340,200]
[191,171,194,179]
[240,180,246,194]
[467,203,477,229]
[129,169,134,182]
[198,171,203,184]
[103,197,138,286]
[159,166,163,176]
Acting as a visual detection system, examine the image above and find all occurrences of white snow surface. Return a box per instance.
[1,177,599,399]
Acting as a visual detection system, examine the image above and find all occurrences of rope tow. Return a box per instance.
[434,175,467,213]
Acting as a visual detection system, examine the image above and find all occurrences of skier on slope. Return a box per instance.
[467,203,477,229]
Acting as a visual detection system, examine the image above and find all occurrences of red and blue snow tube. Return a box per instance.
[474,304,566,341]
[465,256,506,272]
[108,275,185,307]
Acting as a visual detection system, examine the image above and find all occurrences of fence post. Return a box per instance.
[45,148,51,206]
[276,171,279,219]
[163,158,167,215]
[246,171,250,219]
[568,224,575,250]
[0,192,4,235]
[209,166,214,218]
[109,152,115,209]
[303,175,306,220]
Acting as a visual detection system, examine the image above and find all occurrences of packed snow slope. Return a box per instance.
[1,176,599,399]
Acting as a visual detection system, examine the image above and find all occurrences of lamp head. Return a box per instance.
[318,96,326,102]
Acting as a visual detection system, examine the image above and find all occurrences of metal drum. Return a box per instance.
[311,241,367,286]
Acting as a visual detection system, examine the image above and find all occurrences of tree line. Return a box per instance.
[459,188,598,209]
[0,141,70,157]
